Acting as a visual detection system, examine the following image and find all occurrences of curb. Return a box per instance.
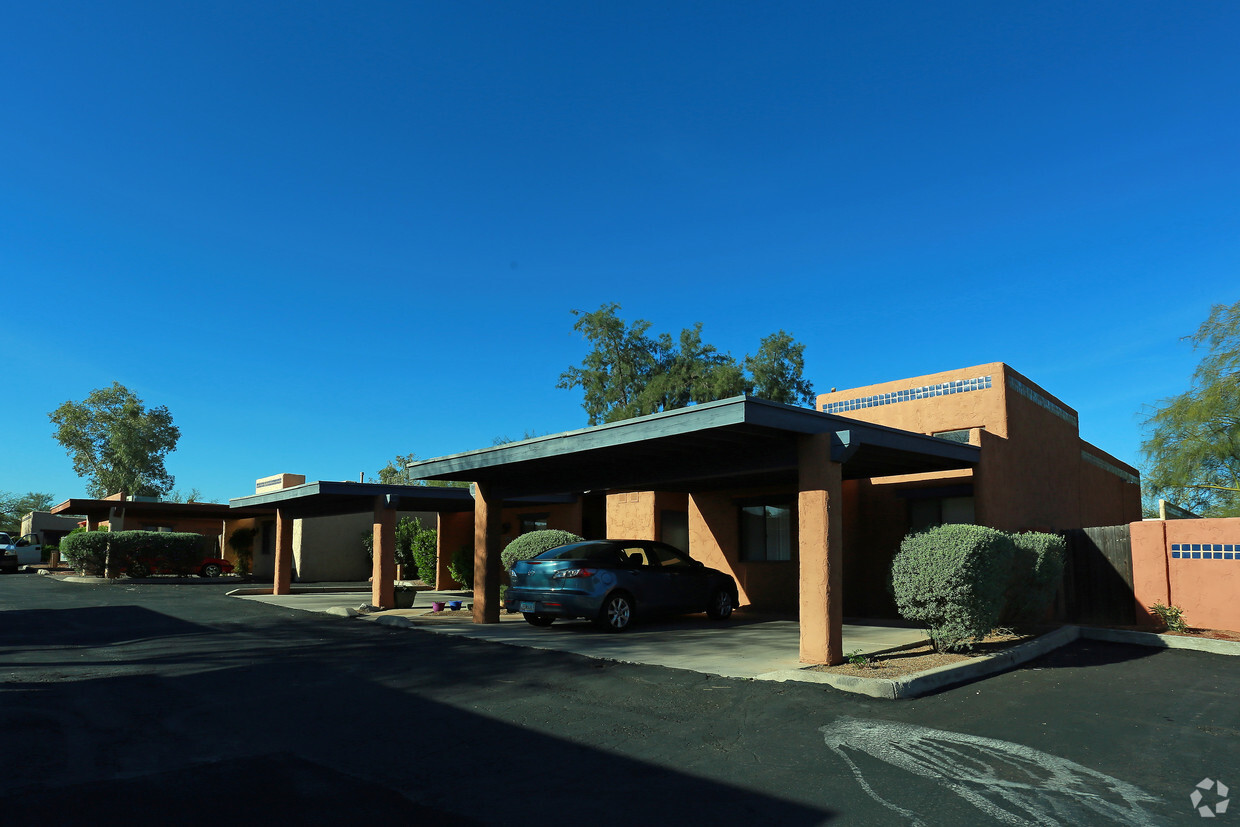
[1079,626,1240,656]
[757,626,1083,699]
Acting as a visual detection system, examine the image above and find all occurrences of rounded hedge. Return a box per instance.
[500,529,584,570]
[890,524,1015,652]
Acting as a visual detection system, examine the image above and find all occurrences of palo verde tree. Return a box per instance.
[48,382,181,498]
[558,303,816,425]
[1141,300,1240,516]
[370,452,470,489]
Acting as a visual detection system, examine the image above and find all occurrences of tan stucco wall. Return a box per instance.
[607,491,657,539]
[688,488,799,612]
[1131,517,1240,632]
[292,510,437,582]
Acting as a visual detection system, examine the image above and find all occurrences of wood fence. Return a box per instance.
[1060,525,1135,625]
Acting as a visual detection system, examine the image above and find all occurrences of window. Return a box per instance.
[142,525,174,533]
[739,502,792,561]
[518,513,548,534]
[909,496,975,532]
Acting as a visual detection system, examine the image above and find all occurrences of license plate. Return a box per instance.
[519,601,535,613]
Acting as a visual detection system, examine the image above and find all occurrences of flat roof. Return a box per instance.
[50,499,267,521]
[407,396,979,498]
[229,480,476,517]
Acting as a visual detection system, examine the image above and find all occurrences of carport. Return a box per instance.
[406,395,979,665]
[229,481,477,608]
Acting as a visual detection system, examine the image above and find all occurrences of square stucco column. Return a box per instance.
[273,508,294,595]
[798,433,844,665]
[372,496,396,609]
[473,482,503,623]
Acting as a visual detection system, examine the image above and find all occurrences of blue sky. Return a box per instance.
[3,1,1237,504]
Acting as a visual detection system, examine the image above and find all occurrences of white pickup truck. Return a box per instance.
[1,532,43,573]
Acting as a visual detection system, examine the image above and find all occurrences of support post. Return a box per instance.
[798,433,844,665]
[273,507,294,595]
[473,482,502,623]
[372,496,396,609]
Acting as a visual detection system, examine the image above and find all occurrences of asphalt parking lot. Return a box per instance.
[3,573,1238,825]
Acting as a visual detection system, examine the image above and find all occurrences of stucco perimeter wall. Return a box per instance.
[688,488,798,613]
[1131,518,1240,633]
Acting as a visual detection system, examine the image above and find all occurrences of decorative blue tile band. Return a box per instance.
[1170,543,1238,560]
[1081,451,1140,486]
[822,375,992,415]
[1007,376,1079,427]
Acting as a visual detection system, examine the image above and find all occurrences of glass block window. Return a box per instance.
[821,375,992,415]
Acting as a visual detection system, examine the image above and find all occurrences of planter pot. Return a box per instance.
[394,589,418,609]
[431,601,445,612]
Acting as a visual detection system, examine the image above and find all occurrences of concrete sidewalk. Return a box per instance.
[229,587,927,679]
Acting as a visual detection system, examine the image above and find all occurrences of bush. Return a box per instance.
[406,521,438,586]
[890,524,1016,652]
[1000,531,1065,625]
[448,545,474,589]
[111,531,212,576]
[500,529,584,570]
[60,530,111,575]
[1149,602,1188,632]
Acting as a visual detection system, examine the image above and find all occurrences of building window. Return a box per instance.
[739,502,792,561]
[518,513,548,534]
[909,496,975,533]
[142,525,174,533]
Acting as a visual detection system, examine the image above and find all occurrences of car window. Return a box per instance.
[648,543,696,569]
[0,533,10,545]
[539,542,626,564]
[617,546,652,567]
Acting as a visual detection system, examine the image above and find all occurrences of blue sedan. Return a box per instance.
[505,539,739,631]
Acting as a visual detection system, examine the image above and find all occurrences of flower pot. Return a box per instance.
[431,601,445,612]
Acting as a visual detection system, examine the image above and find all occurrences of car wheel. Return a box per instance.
[200,563,224,578]
[523,613,555,627]
[595,592,635,632]
[707,588,734,620]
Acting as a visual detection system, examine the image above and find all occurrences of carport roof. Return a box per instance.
[228,481,477,518]
[407,395,979,498]
[50,498,267,522]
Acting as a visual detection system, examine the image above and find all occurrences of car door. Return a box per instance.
[645,542,712,613]
[14,534,42,565]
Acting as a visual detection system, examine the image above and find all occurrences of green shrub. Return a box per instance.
[406,521,438,586]
[500,529,584,570]
[110,531,212,576]
[1149,602,1188,632]
[448,545,474,588]
[1000,531,1065,625]
[60,530,111,575]
[890,524,1016,652]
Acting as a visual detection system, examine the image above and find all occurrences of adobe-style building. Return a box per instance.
[233,362,1140,665]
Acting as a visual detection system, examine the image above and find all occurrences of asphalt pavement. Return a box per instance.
[2,572,1237,825]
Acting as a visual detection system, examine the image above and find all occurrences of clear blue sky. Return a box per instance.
[3,1,1237,504]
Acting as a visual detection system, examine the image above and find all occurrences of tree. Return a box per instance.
[369,453,470,489]
[1141,300,1240,517]
[0,491,56,534]
[164,488,203,503]
[559,304,816,425]
[745,330,815,406]
[48,383,180,499]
